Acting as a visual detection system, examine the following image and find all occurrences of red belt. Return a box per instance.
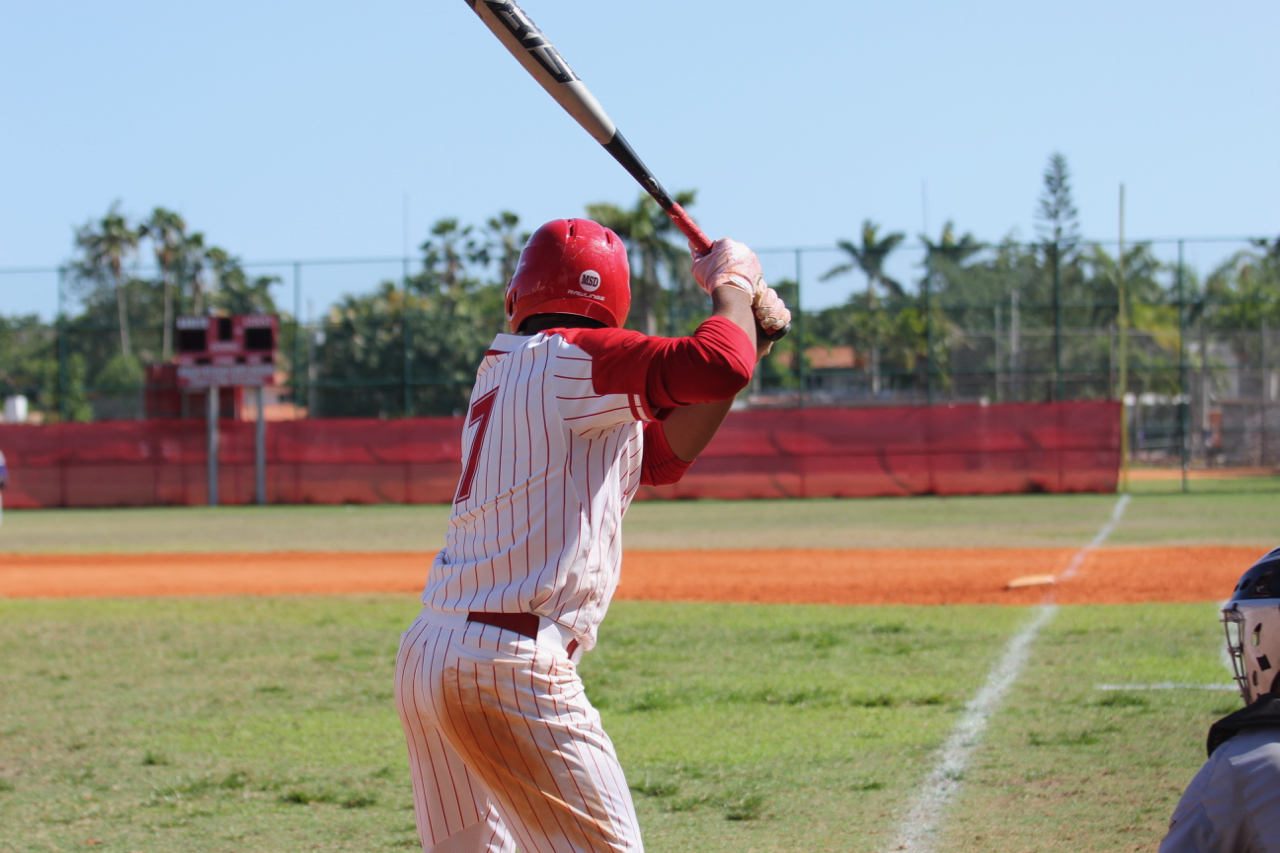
[467,611,579,658]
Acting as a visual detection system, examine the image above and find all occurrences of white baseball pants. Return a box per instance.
[394,611,644,853]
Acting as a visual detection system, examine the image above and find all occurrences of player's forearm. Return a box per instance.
[660,289,766,460]
[660,399,735,462]
[710,286,778,363]
[710,286,757,349]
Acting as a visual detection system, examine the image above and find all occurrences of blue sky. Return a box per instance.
[1,0,1276,319]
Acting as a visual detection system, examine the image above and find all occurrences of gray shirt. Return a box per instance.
[1159,728,1280,853]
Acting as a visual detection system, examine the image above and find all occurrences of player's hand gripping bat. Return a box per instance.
[463,0,791,342]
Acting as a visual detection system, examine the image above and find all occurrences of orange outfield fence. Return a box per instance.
[0,401,1118,509]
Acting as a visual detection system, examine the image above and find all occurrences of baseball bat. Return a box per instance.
[463,0,790,341]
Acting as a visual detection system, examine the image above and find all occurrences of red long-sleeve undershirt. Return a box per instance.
[556,316,755,487]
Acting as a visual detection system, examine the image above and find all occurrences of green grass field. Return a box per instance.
[2,490,1278,553]
[0,492,1274,852]
[1125,470,1280,497]
[0,597,1228,853]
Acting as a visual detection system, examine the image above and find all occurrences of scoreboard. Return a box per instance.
[175,314,278,389]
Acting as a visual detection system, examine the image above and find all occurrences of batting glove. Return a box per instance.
[690,238,765,300]
[754,285,792,334]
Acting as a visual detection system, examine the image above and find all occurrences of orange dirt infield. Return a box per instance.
[0,546,1263,605]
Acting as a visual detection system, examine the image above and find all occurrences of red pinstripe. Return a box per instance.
[562,406,634,421]
[490,372,510,613]
[540,357,553,612]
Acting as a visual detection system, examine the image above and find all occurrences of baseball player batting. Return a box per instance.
[394,220,791,853]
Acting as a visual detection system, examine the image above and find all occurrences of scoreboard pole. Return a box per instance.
[202,385,266,507]
[207,385,220,507]
[255,386,267,505]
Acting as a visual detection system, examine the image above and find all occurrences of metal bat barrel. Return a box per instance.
[465,0,789,341]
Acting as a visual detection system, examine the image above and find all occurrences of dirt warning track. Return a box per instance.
[0,546,1261,604]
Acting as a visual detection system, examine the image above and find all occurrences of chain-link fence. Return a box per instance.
[3,236,1277,493]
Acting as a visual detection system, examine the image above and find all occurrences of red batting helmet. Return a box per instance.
[505,219,630,332]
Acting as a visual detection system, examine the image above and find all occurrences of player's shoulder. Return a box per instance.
[1220,728,1280,768]
[543,327,659,399]
[549,326,651,359]
[1202,729,1280,846]
[484,332,530,356]
[473,332,531,378]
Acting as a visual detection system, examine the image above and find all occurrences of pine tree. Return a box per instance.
[1035,152,1080,399]
[1036,152,1080,254]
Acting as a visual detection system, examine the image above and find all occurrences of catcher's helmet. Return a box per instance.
[505,219,630,332]
[1222,547,1280,704]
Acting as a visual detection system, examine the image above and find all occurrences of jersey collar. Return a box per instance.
[486,333,525,356]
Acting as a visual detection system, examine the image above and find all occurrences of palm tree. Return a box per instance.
[920,221,983,272]
[821,220,906,394]
[586,191,696,336]
[138,207,187,359]
[918,222,983,401]
[178,231,207,315]
[820,220,907,307]
[473,211,527,287]
[74,203,140,359]
[418,219,477,294]
[205,247,280,315]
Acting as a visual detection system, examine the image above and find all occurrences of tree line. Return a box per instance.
[789,154,1279,403]
[2,154,1278,421]
[1,205,282,421]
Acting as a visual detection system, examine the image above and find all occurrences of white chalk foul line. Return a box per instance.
[886,493,1131,853]
[1058,492,1131,581]
[888,604,1056,852]
[1096,683,1236,691]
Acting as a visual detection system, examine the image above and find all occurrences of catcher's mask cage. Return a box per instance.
[1222,547,1280,704]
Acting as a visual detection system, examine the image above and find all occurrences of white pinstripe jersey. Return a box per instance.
[421,328,660,652]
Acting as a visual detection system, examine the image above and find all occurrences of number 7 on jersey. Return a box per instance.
[454,386,500,505]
